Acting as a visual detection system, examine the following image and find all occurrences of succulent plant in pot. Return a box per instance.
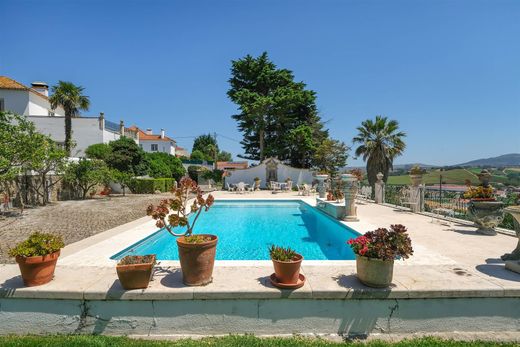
[269,245,304,288]
[116,255,156,290]
[9,232,64,287]
[347,224,413,288]
[147,177,215,286]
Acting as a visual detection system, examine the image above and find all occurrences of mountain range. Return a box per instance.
[391,153,520,169]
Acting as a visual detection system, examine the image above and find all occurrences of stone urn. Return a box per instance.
[468,200,505,235]
[356,256,394,288]
[409,174,423,187]
[254,178,261,191]
[502,206,520,272]
[315,174,329,199]
[341,173,359,221]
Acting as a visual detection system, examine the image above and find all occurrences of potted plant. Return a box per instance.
[269,245,304,289]
[116,255,156,290]
[9,232,64,287]
[409,165,423,186]
[465,170,505,235]
[147,177,216,286]
[254,177,261,191]
[347,224,413,288]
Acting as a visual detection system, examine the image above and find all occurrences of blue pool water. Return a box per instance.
[111,200,359,260]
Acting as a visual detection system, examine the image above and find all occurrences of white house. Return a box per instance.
[0,76,65,117]
[127,126,176,156]
[0,76,138,157]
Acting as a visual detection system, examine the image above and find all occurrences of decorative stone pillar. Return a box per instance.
[316,174,328,199]
[374,172,385,204]
[341,173,359,221]
[503,206,520,274]
[119,120,125,135]
[99,112,105,130]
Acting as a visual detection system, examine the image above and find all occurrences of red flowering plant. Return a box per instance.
[147,177,215,243]
[347,224,413,261]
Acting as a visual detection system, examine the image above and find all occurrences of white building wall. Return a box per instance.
[139,140,175,155]
[0,89,29,115]
[0,89,65,117]
[27,116,118,157]
[226,159,315,187]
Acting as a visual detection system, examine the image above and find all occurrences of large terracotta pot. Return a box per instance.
[15,251,60,287]
[116,255,156,290]
[468,200,505,235]
[355,255,394,288]
[271,254,303,284]
[177,234,217,286]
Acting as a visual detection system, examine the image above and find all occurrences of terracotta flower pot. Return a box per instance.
[356,255,394,288]
[271,253,303,284]
[116,255,156,290]
[15,251,60,287]
[177,234,218,286]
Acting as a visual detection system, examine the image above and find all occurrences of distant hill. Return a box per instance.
[457,153,520,167]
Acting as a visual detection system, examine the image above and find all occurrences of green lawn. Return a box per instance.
[387,169,479,185]
[0,336,517,347]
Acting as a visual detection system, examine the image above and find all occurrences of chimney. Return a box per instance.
[146,128,153,135]
[160,129,165,139]
[31,82,49,97]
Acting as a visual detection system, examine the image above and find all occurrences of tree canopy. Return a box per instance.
[353,115,406,187]
[313,138,350,176]
[191,134,233,162]
[146,152,185,181]
[105,137,148,176]
[49,81,90,156]
[227,52,328,168]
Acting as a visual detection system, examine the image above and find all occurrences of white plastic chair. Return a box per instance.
[236,182,246,194]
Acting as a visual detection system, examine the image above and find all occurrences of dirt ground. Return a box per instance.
[0,193,170,263]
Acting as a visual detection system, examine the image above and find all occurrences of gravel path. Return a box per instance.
[0,194,170,264]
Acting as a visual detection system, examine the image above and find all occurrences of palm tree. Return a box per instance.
[49,81,90,156]
[353,115,406,189]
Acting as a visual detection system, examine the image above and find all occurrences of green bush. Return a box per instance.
[129,178,175,194]
[9,232,64,257]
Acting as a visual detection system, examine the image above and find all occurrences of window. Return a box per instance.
[151,144,158,151]
[0,99,4,111]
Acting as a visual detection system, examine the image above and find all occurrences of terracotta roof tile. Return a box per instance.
[0,76,29,90]
[128,125,175,142]
[0,76,51,100]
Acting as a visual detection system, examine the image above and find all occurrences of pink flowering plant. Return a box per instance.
[347,224,413,261]
[147,177,214,242]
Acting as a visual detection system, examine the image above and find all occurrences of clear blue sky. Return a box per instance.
[2,0,519,166]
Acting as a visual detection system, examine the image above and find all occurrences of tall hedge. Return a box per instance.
[128,178,175,194]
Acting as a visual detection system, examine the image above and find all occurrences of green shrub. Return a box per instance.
[9,232,64,258]
[129,178,175,194]
[128,178,155,194]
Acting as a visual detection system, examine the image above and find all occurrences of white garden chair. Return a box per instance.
[236,182,246,194]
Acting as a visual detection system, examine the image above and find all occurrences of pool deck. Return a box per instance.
[1,190,519,336]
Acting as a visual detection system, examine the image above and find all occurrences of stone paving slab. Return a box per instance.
[1,263,518,301]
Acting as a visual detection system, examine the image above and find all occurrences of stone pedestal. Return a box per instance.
[316,174,328,199]
[409,186,423,213]
[341,173,359,221]
[374,172,384,204]
[502,206,520,274]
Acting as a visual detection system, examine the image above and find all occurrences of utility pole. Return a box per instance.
[213,132,218,170]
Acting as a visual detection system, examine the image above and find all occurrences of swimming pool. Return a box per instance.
[112,200,360,261]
